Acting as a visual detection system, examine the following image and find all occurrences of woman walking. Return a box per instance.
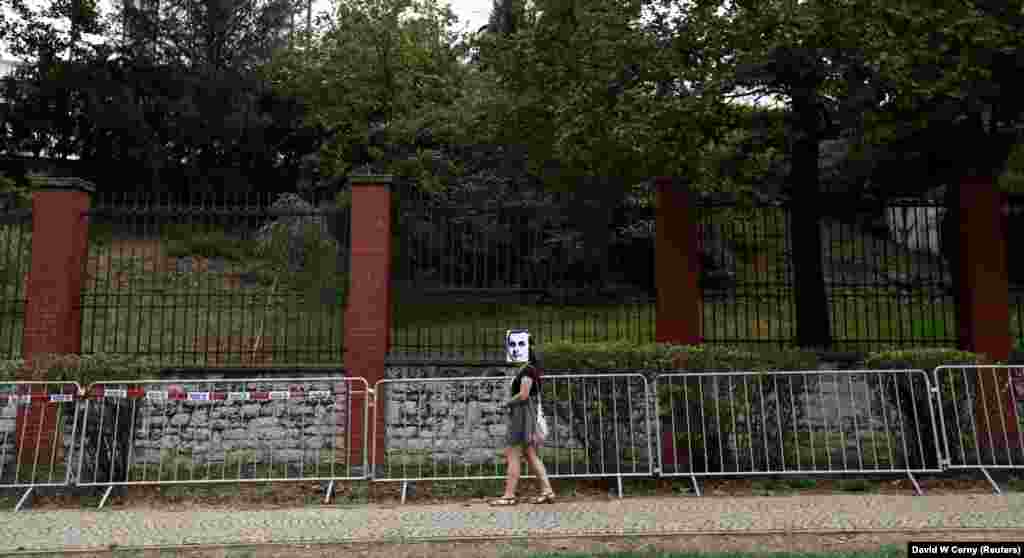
[491,346,556,506]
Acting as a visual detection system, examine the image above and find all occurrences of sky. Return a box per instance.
[1,0,495,60]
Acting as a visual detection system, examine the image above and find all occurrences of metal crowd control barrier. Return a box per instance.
[75,377,371,508]
[0,381,82,511]
[372,373,654,501]
[654,370,943,496]
[933,365,1024,494]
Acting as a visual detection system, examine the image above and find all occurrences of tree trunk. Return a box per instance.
[942,181,960,334]
[789,94,831,349]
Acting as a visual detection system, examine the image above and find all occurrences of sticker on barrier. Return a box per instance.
[0,381,83,511]
[933,365,1024,493]
[654,369,943,496]
[372,373,654,499]
[75,377,371,509]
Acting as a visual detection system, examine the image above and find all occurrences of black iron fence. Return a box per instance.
[387,185,969,357]
[1,184,1019,364]
[389,184,655,360]
[79,192,350,367]
[697,197,955,350]
[0,207,31,359]
[1009,198,1024,353]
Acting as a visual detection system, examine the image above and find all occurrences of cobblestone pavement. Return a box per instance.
[1,494,1022,553]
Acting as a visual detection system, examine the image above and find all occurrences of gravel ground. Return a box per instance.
[1,493,1023,554]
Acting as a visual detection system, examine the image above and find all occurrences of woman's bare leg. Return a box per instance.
[502,446,522,498]
[525,446,554,495]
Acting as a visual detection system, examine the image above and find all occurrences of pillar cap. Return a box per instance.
[28,176,96,193]
[349,174,394,186]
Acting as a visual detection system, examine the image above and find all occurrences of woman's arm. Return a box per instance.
[506,377,532,406]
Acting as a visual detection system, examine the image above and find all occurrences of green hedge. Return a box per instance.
[863,347,986,371]
[0,345,989,385]
[0,354,165,386]
[540,341,986,373]
[540,341,820,371]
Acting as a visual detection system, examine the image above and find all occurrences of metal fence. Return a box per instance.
[933,365,1024,493]
[4,366,1024,510]
[697,198,955,350]
[0,207,31,359]
[654,369,943,495]
[387,187,959,358]
[74,376,370,508]
[389,184,655,361]
[372,373,653,500]
[0,381,81,511]
[80,192,350,367]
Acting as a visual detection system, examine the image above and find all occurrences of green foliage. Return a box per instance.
[541,341,819,371]
[266,0,468,181]
[1,0,319,195]
[0,354,164,385]
[864,348,986,371]
[163,227,257,262]
[253,221,347,310]
[909,319,948,340]
[0,173,33,208]
[0,223,31,299]
[999,142,1024,193]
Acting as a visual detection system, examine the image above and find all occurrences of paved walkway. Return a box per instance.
[1,494,1023,553]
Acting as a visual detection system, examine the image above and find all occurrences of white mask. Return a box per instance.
[505,329,530,364]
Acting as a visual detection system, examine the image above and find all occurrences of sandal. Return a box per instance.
[489,497,517,506]
[532,492,556,504]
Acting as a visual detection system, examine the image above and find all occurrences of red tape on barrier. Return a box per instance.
[86,387,336,402]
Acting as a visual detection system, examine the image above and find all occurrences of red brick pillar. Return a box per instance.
[344,175,392,474]
[957,178,1018,455]
[18,178,93,465]
[655,177,702,345]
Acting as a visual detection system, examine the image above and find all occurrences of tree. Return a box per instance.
[471,0,733,292]
[659,0,898,348]
[1,0,323,196]
[263,0,470,182]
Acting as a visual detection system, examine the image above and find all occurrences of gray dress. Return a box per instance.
[505,367,543,448]
[506,397,540,448]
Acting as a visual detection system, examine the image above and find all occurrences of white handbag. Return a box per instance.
[536,401,549,440]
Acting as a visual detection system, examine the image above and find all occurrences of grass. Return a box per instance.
[382,445,651,480]
[663,430,902,473]
[115,453,357,483]
[511,550,905,558]
[383,448,577,478]
[391,299,656,355]
[837,478,876,493]
[0,460,72,485]
[75,225,347,366]
[750,477,819,496]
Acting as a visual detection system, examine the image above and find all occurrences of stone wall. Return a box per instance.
[129,381,348,465]
[0,401,77,474]
[69,377,358,480]
[381,364,653,472]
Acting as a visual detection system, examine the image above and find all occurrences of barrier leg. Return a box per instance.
[690,475,701,497]
[906,471,924,496]
[616,476,623,499]
[14,487,33,512]
[401,481,409,504]
[324,480,335,505]
[980,468,1002,495]
[97,486,114,510]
